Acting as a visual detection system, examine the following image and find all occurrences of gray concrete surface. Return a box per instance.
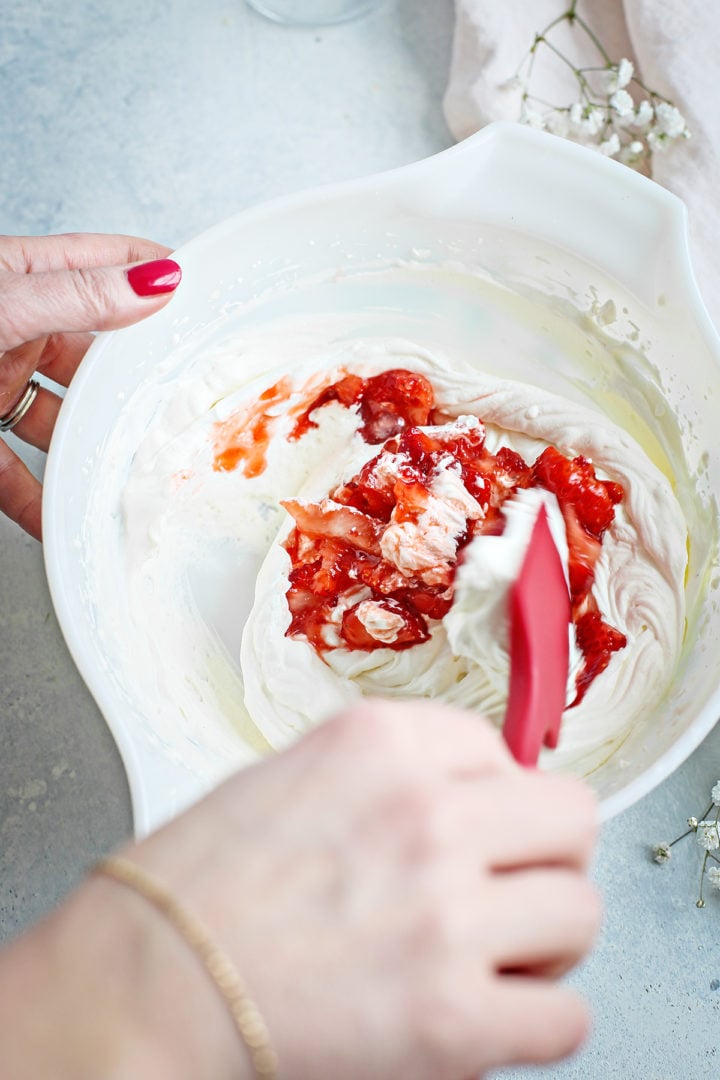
[1,2,719,1076]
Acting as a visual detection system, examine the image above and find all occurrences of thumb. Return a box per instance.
[0,257,182,352]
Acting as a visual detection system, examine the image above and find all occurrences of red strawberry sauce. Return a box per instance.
[217,367,627,706]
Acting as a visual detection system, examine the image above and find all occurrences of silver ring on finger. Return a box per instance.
[0,379,40,433]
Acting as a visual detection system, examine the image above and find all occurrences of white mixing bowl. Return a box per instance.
[43,122,720,835]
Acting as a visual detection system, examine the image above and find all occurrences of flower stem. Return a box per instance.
[669,828,694,847]
[697,851,709,907]
[572,12,612,64]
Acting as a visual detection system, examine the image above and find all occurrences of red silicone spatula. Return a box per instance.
[502,503,571,767]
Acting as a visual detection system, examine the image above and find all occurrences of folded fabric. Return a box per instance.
[444,0,720,331]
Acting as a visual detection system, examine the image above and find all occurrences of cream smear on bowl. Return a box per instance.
[85,263,694,790]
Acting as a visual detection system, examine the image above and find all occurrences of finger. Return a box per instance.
[0,233,172,273]
[0,338,45,416]
[312,699,518,783]
[0,257,182,352]
[477,979,591,1069]
[36,331,96,387]
[469,771,598,872]
[485,868,601,975]
[0,440,42,540]
[0,334,95,416]
[11,385,62,452]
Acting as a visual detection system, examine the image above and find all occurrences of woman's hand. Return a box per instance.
[0,701,600,1079]
[129,701,601,1080]
[0,233,181,540]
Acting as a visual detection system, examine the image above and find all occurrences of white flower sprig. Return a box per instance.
[505,1,690,174]
[652,781,720,908]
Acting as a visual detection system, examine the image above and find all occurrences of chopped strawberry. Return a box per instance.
[341,598,430,650]
[460,464,492,506]
[282,499,383,555]
[289,374,364,440]
[533,446,621,539]
[394,426,444,465]
[358,370,434,443]
[288,602,336,651]
[354,558,408,595]
[573,610,627,704]
[391,584,454,620]
[438,421,487,464]
[334,451,398,521]
[562,505,602,607]
[392,477,430,523]
[281,370,627,698]
[495,446,533,487]
[309,538,357,596]
[467,444,532,509]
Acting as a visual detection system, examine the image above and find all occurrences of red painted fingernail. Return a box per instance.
[126,258,182,297]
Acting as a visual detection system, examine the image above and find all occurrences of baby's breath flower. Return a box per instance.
[654,101,687,138]
[598,133,621,157]
[508,9,690,176]
[520,104,546,130]
[615,58,634,90]
[583,108,605,137]
[706,866,720,891]
[603,58,635,94]
[632,99,654,131]
[568,101,585,132]
[712,782,720,807]
[650,799,720,904]
[610,89,634,118]
[570,103,604,138]
[696,821,720,852]
[653,843,672,864]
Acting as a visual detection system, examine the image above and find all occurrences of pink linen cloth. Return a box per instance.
[443,0,720,330]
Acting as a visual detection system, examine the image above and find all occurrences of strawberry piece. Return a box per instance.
[310,538,357,597]
[289,374,364,440]
[392,477,430,524]
[341,598,430,650]
[533,446,621,539]
[288,602,336,651]
[394,426,443,465]
[562,505,602,607]
[282,499,383,555]
[391,585,454,620]
[495,446,533,487]
[437,422,487,464]
[460,464,492,506]
[334,449,400,521]
[355,558,409,595]
[573,610,627,704]
[466,444,532,509]
[358,370,434,443]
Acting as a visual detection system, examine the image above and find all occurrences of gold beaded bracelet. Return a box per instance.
[95,855,278,1080]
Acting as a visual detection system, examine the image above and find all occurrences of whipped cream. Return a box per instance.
[94,325,688,782]
[236,344,687,774]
